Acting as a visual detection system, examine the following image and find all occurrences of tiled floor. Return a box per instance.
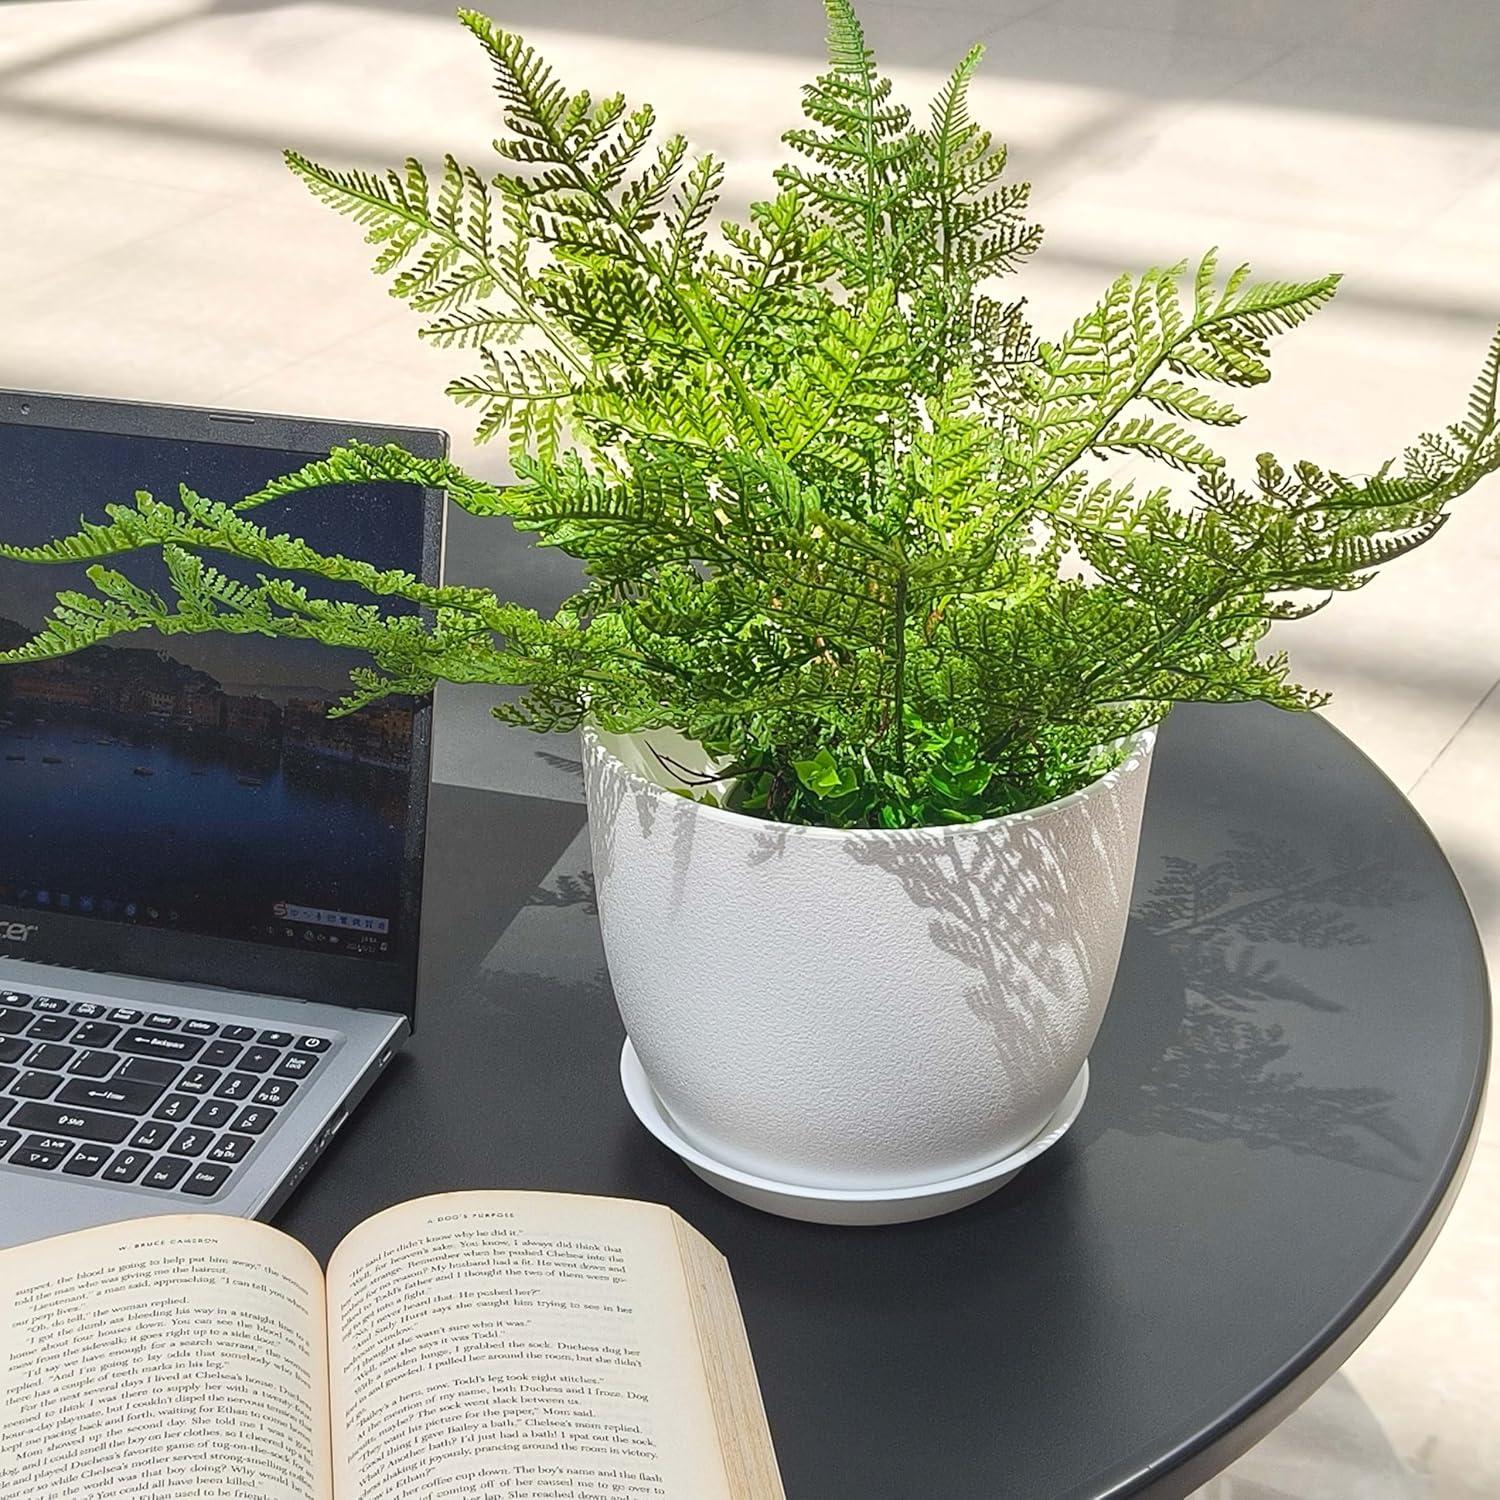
[2,0,1497,1493]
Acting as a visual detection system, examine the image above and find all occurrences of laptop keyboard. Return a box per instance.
[0,989,338,1199]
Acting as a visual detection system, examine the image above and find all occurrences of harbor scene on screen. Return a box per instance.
[0,422,428,961]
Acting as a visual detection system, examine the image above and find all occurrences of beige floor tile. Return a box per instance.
[1337,1141,1500,1499]
[1036,0,1380,42]
[1407,681,1500,970]
[0,161,230,283]
[673,0,1045,63]
[4,309,299,412]
[961,10,1294,93]
[0,0,204,78]
[1320,0,1500,75]
[18,196,405,366]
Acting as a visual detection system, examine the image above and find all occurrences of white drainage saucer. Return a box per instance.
[620,1042,1090,1226]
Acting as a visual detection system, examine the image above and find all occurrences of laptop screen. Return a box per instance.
[0,419,432,978]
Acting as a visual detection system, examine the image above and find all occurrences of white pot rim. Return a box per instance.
[582,721,1158,842]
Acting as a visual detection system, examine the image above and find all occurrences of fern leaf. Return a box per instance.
[418,305,528,348]
[1142,379,1244,427]
[664,152,724,279]
[1093,416,1224,472]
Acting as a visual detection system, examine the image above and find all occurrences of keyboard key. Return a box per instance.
[107,1007,143,1025]
[0,1010,28,1036]
[143,1014,181,1031]
[200,1041,243,1069]
[0,1128,18,1159]
[13,1071,62,1100]
[62,1142,111,1176]
[238,1047,279,1074]
[117,1056,182,1086]
[131,1122,175,1150]
[57,1078,165,1115]
[181,1161,232,1196]
[0,1037,27,1065]
[32,997,68,1014]
[72,1021,121,1049]
[214,1073,257,1101]
[275,1052,319,1079]
[11,1101,134,1143]
[169,1127,214,1157]
[102,1150,152,1183]
[178,1067,221,1095]
[208,1133,254,1164]
[181,1019,219,1036]
[0,1098,12,1123]
[115,1029,203,1062]
[26,1015,75,1042]
[69,1050,118,1078]
[258,1030,293,1048]
[0,992,31,1007]
[153,1093,198,1123]
[231,1107,274,1135]
[220,1025,256,1043]
[24,1043,75,1072]
[252,1079,298,1108]
[295,1035,332,1054]
[13,1135,72,1169]
[70,1001,107,1019]
[192,1100,235,1129]
[143,1156,192,1190]
[0,1066,16,1093]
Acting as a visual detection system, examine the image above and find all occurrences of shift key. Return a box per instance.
[115,1028,204,1062]
[11,1102,134,1143]
[56,1078,165,1115]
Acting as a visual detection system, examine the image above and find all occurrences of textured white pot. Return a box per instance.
[582,725,1156,1195]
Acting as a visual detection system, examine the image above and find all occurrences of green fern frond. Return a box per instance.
[237,442,510,516]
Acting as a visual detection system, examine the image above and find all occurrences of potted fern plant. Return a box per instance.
[5,2,1497,1222]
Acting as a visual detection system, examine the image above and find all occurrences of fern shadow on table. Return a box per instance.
[527,867,598,916]
[1088,829,1426,1178]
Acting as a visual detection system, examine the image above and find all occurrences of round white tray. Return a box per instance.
[619,1042,1090,1226]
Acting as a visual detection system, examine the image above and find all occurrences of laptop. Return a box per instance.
[0,389,445,1248]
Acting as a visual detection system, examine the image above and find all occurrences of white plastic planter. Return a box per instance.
[582,724,1156,1217]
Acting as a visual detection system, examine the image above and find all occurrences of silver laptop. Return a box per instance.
[0,390,445,1248]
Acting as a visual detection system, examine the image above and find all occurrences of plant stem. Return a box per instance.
[891,565,908,773]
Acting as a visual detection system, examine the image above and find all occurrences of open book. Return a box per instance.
[0,1191,785,1500]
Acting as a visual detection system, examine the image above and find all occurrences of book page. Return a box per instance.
[0,1215,332,1500]
[326,1192,736,1500]
[670,1219,785,1500]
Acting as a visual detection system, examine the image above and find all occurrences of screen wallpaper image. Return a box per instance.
[0,422,429,964]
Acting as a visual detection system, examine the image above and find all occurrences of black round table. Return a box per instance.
[277,700,1490,1500]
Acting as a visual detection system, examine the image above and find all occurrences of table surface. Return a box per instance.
[278,700,1490,1500]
